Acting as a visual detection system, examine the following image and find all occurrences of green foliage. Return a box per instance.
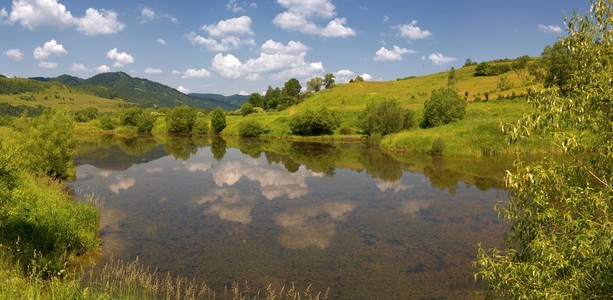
[5,110,76,179]
[118,106,142,127]
[476,1,613,297]
[542,41,573,92]
[136,110,157,133]
[240,102,255,116]
[447,67,456,87]
[307,76,324,93]
[324,73,336,89]
[238,119,268,137]
[421,87,466,128]
[429,137,445,155]
[474,62,511,76]
[167,105,196,134]
[0,102,45,117]
[247,92,265,108]
[0,111,100,278]
[73,107,98,122]
[511,55,530,85]
[282,78,302,99]
[210,107,227,135]
[290,107,340,136]
[99,114,115,130]
[359,99,412,136]
[192,117,210,135]
[496,75,513,92]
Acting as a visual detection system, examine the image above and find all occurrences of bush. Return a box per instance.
[289,107,340,136]
[238,120,268,137]
[192,117,209,135]
[429,137,445,155]
[339,126,353,135]
[240,103,255,116]
[210,107,227,135]
[136,112,157,133]
[421,87,467,128]
[359,99,412,136]
[99,115,115,130]
[7,110,76,179]
[167,105,196,134]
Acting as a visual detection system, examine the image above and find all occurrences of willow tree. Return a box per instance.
[475,1,613,298]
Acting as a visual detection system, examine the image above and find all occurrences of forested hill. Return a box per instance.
[189,93,248,107]
[29,72,240,110]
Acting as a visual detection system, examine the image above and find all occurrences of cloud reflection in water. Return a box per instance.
[213,160,321,200]
[108,176,136,194]
[275,201,356,249]
[196,189,256,224]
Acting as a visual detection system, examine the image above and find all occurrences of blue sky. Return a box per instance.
[0,0,588,96]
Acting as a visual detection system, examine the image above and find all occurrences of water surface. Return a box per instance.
[72,135,509,299]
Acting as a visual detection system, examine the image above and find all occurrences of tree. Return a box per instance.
[282,78,301,99]
[263,86,281,110]
[324,73,336,89]
[210,107,227,135]
[476,1,613,298]
[463,58,476,67]
[447,67,456,87]
[421,87,466,128]
[166,105,196,134]
[359,99,412,136]
[511,55,530,85]
[542,41,573,92]
[306,76,324,93]
[247,92,264,108]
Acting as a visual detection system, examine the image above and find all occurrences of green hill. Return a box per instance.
[189,93,248,107]
[29,72,240,110]
[224,62,548,156]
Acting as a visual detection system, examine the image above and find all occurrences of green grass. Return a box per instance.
[222,64,545,157]
[0,82,127,113]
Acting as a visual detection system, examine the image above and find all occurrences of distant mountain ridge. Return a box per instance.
[29,72,243,110]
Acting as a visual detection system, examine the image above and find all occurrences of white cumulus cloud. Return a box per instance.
[76,8,124,36]
[187,16,254,51]
[201,15,253,37]
[181,68,211,79]
[38,61,58,69]
[144,67,162,74]
[106,48,134,66]
[374,45,414,61]
[538,24,562,33]
[71,63,90,72]
[7,0,124,35]
[177,85,190,94]
[397,20,431,40]
[273,0,355,38]
[33,39,67,60]
[210,40,324,81]
[96,64,111,73]
[157,38,166,45]
[3,48,23,61]
[428,53,456,65]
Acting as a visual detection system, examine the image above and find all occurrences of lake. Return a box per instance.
[71,134,510,299]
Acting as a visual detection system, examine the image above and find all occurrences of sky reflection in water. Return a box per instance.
[72,139,508,299]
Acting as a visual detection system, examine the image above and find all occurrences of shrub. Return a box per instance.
[239,120,267,137]
[99,115,115,130]
[289,107,340,136]
[421,87,467,128]
[339,126,352,135]
[210,107,227,135]
[7,110,76,179]
[240,102,255,116]
[359,99,412,136]
[136,112,157,133]
[167,105,196,134]
[429,137,445,155]
[192,117,209,135]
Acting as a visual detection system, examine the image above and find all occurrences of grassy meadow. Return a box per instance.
[223,62,549,157]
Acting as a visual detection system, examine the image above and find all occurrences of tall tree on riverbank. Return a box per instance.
[475,0,613,298]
